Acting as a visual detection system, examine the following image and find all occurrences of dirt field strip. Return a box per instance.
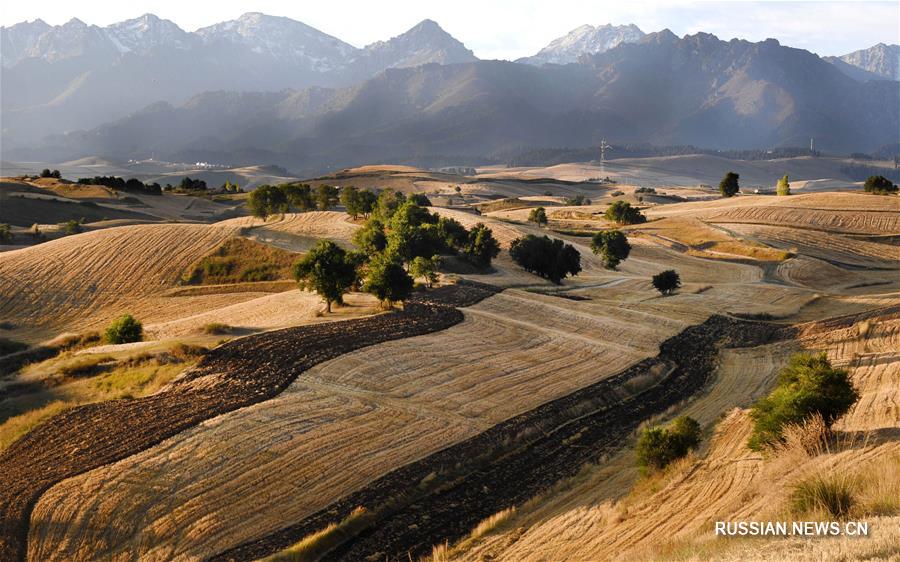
[0,282,499,562]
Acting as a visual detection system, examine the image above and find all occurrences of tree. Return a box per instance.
[604,201,645,225]
[863,175,898,195]
[509,235,582,284]
[748,353,858,450]
[528,207,548,227]
[719,171,740,197]
[340,186,366,218]
[408,193,432,206]
[292,240,359,313]
[385,201,442,262]
[591,230,631,269]
[0,223,11,243]
[179,176,207,191]
[247,184,288,219]
[374,189,406,221]
[410,255,441,287]
[352,218,388,256]
[463,223,501,268]
[51,169,61,179]
[316,185,339,211]
[365,254,414,308]
[652,270,681,295]
[776,174,791,196]
[40,169,52,178]
[280,183,315,211]
[565,194,591,206]
[105,314,143,344]
[437,216,469,251]
[636,416,701,470]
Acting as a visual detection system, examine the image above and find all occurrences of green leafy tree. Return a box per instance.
[463,223,501,268]
[292,240,359,313]
[604,201,645,225]
[352,218,388,257]
[105,314,143,344]
[652,270,681,295]
[357,189,377,216]
[340,186,364,218]
[636,416,701,470]
[528,206,548,227]
[437,216,469,251]
[591,230,631,269]
[315,184,339,210]
[408,193,433,206]
[565,194,591,206]
[863,175,898,195]
[247,184,289,219]
[40,168,52,178]
[719,171,740,197]
[748,353,858,450]
[509,235,581,284]
[410,255,441,287]
[385,201,442,262]
[776,174,791,196]
[365,254,414,308]
[0,223,12,243]
[280,183,315,212]
[374,189,406,221]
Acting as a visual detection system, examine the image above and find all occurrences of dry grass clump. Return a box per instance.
[57,355,115,378]
[201,322,233,335]
[263,507,370,562]
[180,237,298,285]
[790,473,857,518]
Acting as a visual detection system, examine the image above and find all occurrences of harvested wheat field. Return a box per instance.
[443,307,900,562]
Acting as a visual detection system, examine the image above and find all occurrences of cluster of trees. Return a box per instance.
[40,169,62,179]
[748,353,858,450]
[636,416,702,470]
[221,180,243,193]
[509,235,581,284]
[604,201,646,225]
[175,177,207,192]
[719,171,740,197]
[565,194,591,206]
[863,175,898,195]
[293,191,500,310]
[248,183,347,219]
[77,176,163,196]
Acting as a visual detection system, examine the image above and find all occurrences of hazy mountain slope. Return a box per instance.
[836,43,900,80]
[824,55,891,82]
[518,23,644,65]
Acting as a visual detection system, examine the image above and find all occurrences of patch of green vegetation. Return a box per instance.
[636,416,701,471]
[105,314,143,344]
[181,237,299,285]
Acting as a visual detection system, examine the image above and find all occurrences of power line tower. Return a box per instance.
[599,139,611,177]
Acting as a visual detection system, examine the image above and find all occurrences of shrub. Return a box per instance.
[280,183,315,212]
[60,219,82,235]
[634,187,657,194]
[410,255,441,287]
[776,174,791,196]
[58,355,115,378]
[179,176,207,191]
[0,223,12,243]
[528,207,548,227]
[748,352,858,450]
[590,230,631,269]
[352,218,388,257]
[863,175,898,195]
[202,323,232,335]
[636,416,701,470]
[791,474,856,518]
[564,194,591,206]
[651,270,681,295]
[719,171,740,197]
[604,201,645,225]
[293,240,359,313]
[610,190,625,197]
[104,314,143,344]
[509,234,581,284]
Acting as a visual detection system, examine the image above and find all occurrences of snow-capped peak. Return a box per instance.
[105,14,193,54]
[519,23,645,65]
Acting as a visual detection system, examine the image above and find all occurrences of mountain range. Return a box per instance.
[2,14,898,170]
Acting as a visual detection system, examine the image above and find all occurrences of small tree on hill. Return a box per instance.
[509,234,581,284]
[463,223,501,268]
[40,169,53,178]
[410,255,441,287]
[636,416,701,471]
[408,193,432,206]
[652,269,681,295]
[776,174,791,196]
[748,352,858,450]
[365,255,414,308]
[292,240,359,313]
[247,184,289,219]
[591,230,631,269]
[341,186,377,219]
[863,175,898,195]
[0,223,12,243]
[719,171,740,197]
[105,314,143,344]
[316,185,339,210]
[604,201,645,225]
[61,219,82,235]
[528,207,548,227]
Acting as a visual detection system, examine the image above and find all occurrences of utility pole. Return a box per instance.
[599,139,611,177]
[809,137,814,155]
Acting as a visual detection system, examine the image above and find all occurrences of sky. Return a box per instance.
[2,0,898,59]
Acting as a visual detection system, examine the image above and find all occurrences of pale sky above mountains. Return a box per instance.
[2,0,898,59]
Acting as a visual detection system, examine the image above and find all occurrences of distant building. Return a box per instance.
[438,166,476,176]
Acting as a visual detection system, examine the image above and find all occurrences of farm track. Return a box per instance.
[211,315,793,562]
[0,281,501,562]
